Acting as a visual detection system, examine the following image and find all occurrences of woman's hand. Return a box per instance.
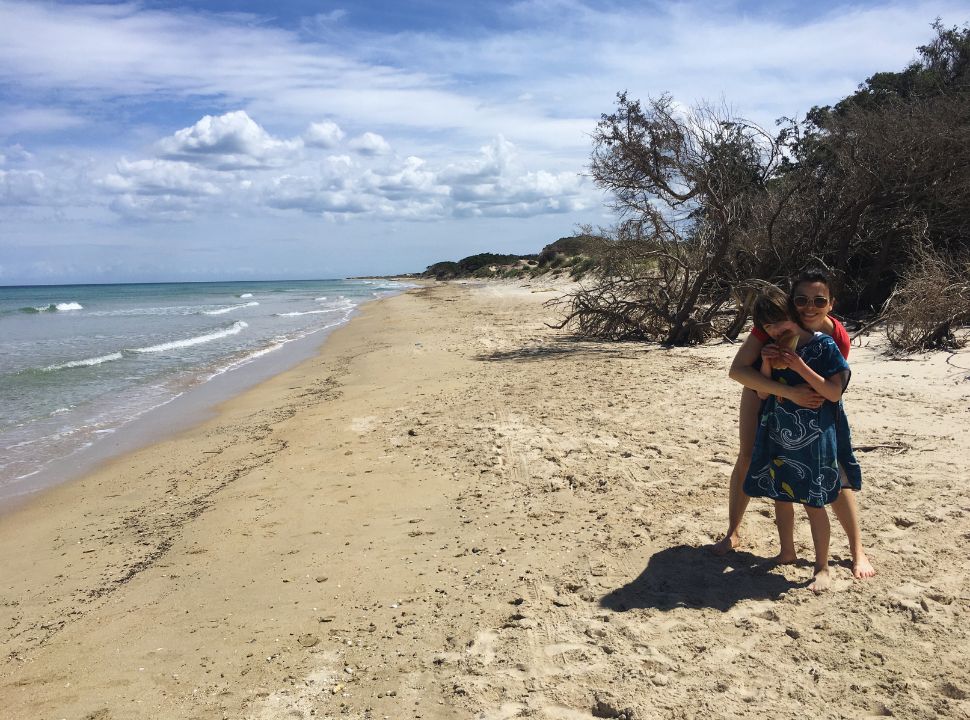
[785,384,824,409]
[760,345,781,367]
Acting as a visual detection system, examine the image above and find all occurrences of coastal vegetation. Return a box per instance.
[551,22,969,351]
[422,236,603,281]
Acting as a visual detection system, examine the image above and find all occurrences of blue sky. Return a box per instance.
[0,0,965,284]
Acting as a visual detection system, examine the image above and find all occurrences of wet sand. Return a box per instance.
[1,281,968,720]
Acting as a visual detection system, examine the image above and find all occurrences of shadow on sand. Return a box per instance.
[600,544,801,613]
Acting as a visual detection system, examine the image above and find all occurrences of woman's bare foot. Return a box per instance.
[775,550,798,565]
[852,552,876,579]
[710,533,740,556]
[808,566,831,593]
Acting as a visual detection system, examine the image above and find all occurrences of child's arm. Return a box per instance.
[775,349,847,402]
[729,335,825,408]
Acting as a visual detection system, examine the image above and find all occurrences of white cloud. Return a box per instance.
[108,193,198,222]
[258,132,589,221]
[1,0,963,146]
[0,168,49,205]
[100,158,222,197]
[0,144,32,164]
[265,173,373,215]
[0,106,86,137]
[362,156,445,199]
[348,132,391,156]
[441,136,515,184]
[157,111,302,170]
[303,121,345,148]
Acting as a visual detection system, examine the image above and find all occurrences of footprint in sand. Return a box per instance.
[349,415,378,433]
[466,628,499,665]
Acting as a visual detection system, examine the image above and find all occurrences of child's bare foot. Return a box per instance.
[710,534,739,556]
[852,552,876,579]
[775,550,798,565]
[808,566,831,593]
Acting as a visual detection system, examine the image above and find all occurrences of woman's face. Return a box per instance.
[793,281,833,330]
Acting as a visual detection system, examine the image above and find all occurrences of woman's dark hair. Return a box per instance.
[751,285,794,332]
[789,268,836,304]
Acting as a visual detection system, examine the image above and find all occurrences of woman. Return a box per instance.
[711,270,875,579]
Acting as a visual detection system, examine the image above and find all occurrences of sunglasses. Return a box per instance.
[793,295,830,308]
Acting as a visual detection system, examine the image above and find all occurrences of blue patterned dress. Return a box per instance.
[743,333,862,508]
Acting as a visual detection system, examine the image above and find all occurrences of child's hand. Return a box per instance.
[761,345,781,367]
[776,348,808,375]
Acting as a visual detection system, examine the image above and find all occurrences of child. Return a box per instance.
[743,287,862,592]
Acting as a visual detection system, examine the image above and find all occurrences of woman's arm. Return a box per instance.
[775,349,846,402]
[756,349,773,400]
[729,334,825,408]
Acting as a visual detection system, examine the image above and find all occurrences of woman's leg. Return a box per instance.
[830,489,876,578]
[711,388,760,555]
[774,501,797,563]
[804,505,831,593]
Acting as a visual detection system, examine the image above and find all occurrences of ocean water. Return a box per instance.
[0,279,410,501]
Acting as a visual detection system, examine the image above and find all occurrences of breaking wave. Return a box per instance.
[21,301,84,313]
[131,321,248,353]
[203,301,259,315]
[44,352,124,372]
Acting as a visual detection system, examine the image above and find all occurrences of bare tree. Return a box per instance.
[555,93,787,345]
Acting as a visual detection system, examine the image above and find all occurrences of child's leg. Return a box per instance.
[804,505,831,593]
[774,501,797,563]
[831,489,875,579]
[712,389,759,555]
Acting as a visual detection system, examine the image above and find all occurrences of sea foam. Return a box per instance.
[275,309,340,317]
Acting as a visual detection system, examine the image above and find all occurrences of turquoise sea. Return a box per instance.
[0,279,410,501]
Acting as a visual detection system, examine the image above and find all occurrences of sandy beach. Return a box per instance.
[1,281,969,720]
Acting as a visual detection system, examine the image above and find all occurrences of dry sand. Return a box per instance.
[1,280,969,720]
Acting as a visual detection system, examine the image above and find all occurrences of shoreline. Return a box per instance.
[1,281,968,719]
[0,285,411,511]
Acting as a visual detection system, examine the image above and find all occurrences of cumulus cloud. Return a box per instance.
[303,121,345,148]
[157,111,303,170]
[361,156,445,199]
[100,158,222,197]
[0,168,50,206]
[7,101,591,224]
[440,135,515,184]
[259,133,589,221]
[96,155,243,220]
[265,172,372,215]
[1,144,33,164]
[108,193,199,222]
[348,132,391,156]
[436,136,590,217]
